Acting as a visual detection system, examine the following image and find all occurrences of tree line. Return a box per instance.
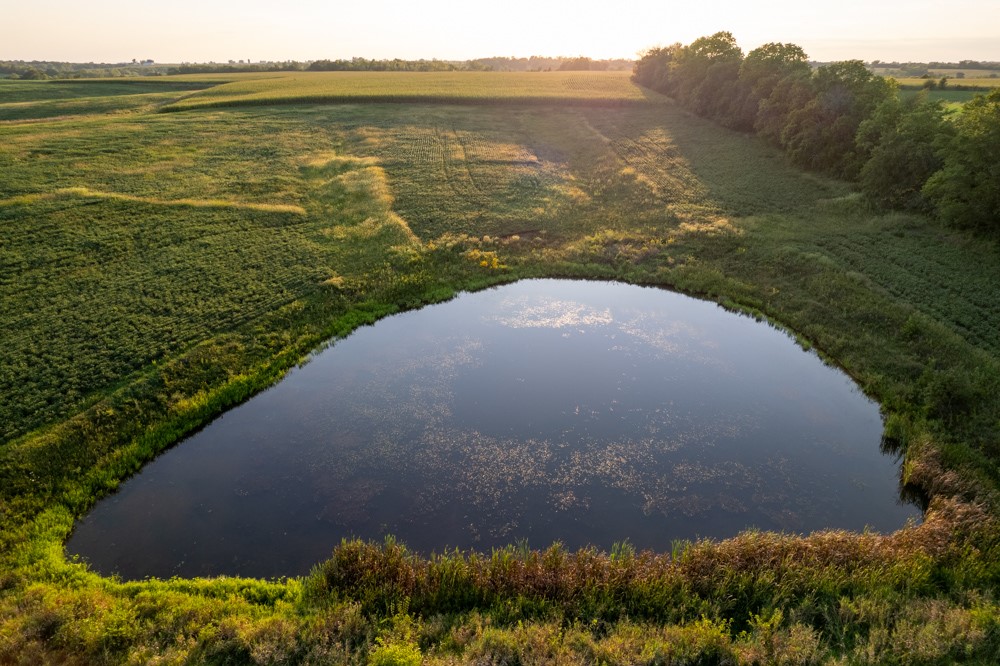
[306,56,632,72]
[871,60,1000,78]
[0,60,174,79]
[633,33,1000,234]
[1,57,634,80]
[0,60,310,79]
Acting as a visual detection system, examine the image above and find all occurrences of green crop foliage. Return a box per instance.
[0,79,217,121]
[0,79,212,103]
[1,74,1000,664]
[159,70,666,111]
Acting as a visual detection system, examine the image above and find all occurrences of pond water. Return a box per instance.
[67,280,918,579]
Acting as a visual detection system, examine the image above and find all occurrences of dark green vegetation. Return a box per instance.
[0,80,212,104]
[1,69,1000,664]
[0,79,216,121]
[634,33,1000,232]
[1,61,173,80]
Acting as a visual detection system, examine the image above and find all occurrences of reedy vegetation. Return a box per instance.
[1,68,1000,664]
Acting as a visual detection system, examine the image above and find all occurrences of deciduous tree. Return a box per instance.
[924,90,1000,231]
[857,94,951,211]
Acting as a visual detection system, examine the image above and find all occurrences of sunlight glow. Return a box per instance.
[3,0,999,63]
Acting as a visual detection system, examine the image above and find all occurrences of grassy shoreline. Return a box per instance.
[2,77,1000,663]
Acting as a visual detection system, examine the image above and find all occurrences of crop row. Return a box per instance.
[816,223,1000,356]
[161,71,666,112]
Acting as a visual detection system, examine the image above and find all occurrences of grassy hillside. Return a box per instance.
[1,75,1000,664]
[159,71,664,111]
[0,79,216,121]
[0,79,213,104]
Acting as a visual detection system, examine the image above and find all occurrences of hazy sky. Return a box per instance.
[4,0,999,64]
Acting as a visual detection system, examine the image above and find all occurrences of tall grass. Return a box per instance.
[304,478,990,626]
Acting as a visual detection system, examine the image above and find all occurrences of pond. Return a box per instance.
[67,279,919,579]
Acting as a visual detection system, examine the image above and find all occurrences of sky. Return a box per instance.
[4,0,999,64]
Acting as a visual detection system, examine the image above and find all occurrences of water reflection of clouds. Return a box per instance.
[490,296,613,329]
[343,404,768,542]
[259,296,772,538]
[347,336,483,429]
[490,296,732,373]
[68,282,905,578]
[616,310,730,372]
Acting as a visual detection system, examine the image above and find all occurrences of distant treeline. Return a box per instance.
[166,62,306,75]
[0,60,319,79]
[634,33,1000,233]
[0,60,175,79]
[468,56,633,72]
[307,58,461,72]
[871,59,1000,78]
[0,57,632,80]
[305,56,632,72]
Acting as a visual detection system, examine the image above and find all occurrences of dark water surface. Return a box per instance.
[67,280,918,579]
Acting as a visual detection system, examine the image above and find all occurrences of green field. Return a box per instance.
[898,88,983,104]
[0,79,215,103]
[871,66,1000,82]
[0,78,217,121]
[160,71,665,111]
[926,68,1000,77]
[894,76,1000,90]
[887,76,1000,110]
[2,75,1000,663]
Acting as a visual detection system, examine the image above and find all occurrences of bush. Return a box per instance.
[369,638,423,666]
